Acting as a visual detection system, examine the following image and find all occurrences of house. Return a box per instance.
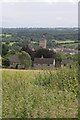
[33,57,55,69]
[61,59,73,67]
[9,55,20,68]
[9,38,57,69]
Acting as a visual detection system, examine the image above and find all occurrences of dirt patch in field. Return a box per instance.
[2,68,56,72]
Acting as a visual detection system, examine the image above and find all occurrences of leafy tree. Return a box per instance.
[55,52,62,67]
[2,57,10,67]
[21,45,35,61]
[8,46,21,55]
[65,54,73,60]
[35,48,55,58]
[72,54,78,61]
[21,45,32,56]
[2,44,9,56]
[78,44,80,50]
[17,51,32,69]
[6,42,10,45]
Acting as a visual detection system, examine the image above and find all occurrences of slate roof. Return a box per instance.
[9,55,20,63]
[61,59,73,65]
[34,58,54,64]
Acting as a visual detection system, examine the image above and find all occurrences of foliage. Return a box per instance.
[35,66,78,93]
[2,57,10,67]
[17,51,32,69]
[8,46,21,55]
[21,45,34,60]
[55,52,62,67]
[2,44,9,56]
[72,54,78,61]
[2,28,78,50]
[35,48,55,58]
[2,66,78,118]
[78,44,80,50]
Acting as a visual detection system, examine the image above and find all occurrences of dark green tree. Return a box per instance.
[55,52,62,67]
[2,44,9,56]
[2,57,10,67]
[35,48,55,58]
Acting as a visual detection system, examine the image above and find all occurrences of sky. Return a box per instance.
[0,0,79,28]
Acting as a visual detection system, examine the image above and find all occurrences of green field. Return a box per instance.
[2,42,15,46]
[0,34,11,37]
[61,43,79,48]
[31,41,38,44]
[9,42,16,46]
[55,40,75,44]
[2,66,78,118]
[2,42,6,44]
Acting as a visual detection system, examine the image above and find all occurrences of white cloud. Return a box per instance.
[1,0,78,28]
[0,0,79,3]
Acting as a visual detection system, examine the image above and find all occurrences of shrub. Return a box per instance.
[34,67,78,94]
[2,57,10,67]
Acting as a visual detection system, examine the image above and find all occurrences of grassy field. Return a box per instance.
[2,66,78,118]
[55,40,75,44]
[2,42,16,46]
[0,34,11,37]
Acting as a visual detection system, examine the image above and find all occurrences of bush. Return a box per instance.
[34,67,78,94]
[2,57,10,67]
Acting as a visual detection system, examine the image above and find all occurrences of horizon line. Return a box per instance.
[1,27,78,29]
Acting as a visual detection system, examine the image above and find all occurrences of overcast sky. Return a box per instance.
[1,0,78,28]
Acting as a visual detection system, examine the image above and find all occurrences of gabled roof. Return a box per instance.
[61,59,73,65]
[34,58,54,64]
[9,55,20,63]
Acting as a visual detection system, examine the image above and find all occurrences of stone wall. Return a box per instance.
[33,64,55,69]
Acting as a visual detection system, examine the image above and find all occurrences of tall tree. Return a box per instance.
[2,44,9,56]
[2,57,10,67]
[55,52,62,67]
[35,48,55,58]
[17,51,32,69]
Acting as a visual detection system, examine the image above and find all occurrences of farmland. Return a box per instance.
[2,64,78,118]
[0,34,12,37]
[1,28,78,49]
[55,40,75,44]
[1,28,79,118]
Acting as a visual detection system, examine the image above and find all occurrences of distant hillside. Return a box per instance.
[1,28,78,51]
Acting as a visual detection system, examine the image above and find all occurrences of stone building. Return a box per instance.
[61,59,73,67]
[9,55,20,68]
[39,39,47,49]
[33,57,55,69]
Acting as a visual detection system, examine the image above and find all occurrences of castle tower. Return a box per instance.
[39,35,47,48]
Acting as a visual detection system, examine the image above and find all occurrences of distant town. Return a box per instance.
[1,28,79,69]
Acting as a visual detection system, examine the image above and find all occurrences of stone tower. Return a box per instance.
[39,35,47,48]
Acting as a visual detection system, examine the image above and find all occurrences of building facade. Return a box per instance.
[39,39,47,49]
[33,58,55,69]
